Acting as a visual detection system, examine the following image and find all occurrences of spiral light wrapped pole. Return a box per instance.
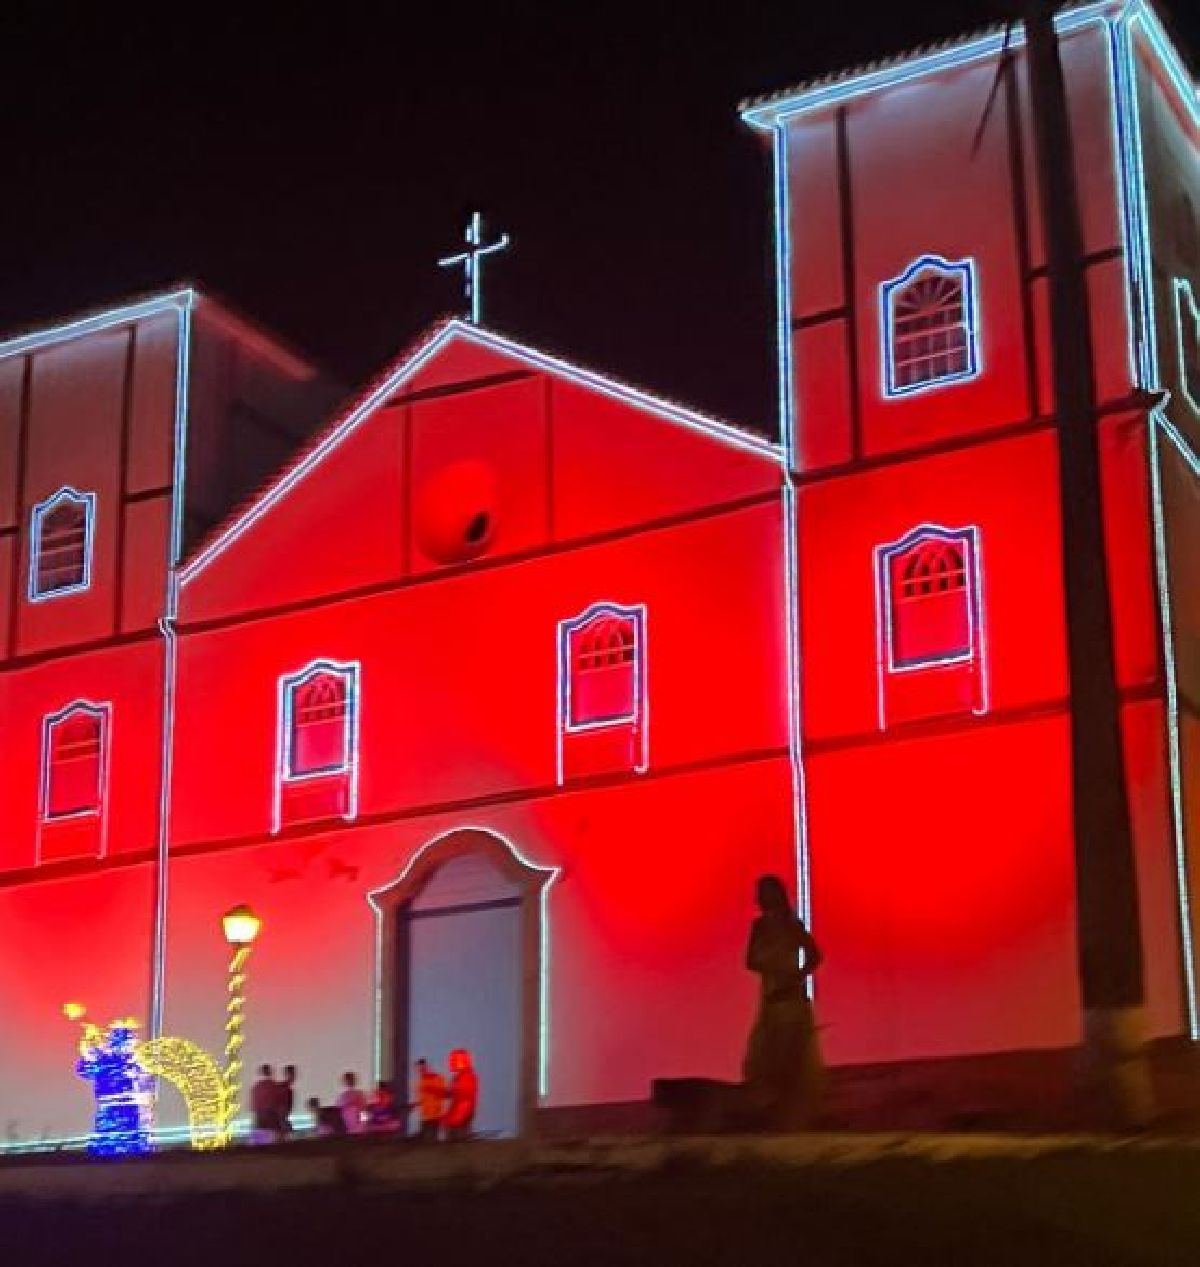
[220,905,262,1143]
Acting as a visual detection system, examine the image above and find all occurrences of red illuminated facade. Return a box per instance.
[0,1,1195,1145]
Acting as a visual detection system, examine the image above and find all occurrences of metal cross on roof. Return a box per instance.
[438,211,511,325]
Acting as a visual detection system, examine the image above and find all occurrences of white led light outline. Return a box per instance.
[555,601,649,786]
[1172,278,1200,418]
[27,487,97,602]
[366,826,560,1100]
[35,700,112,864]
[1110,14,1160,386]
[769,123,812,932]
[874,524,989,731]
[880,255,982,399]
[772,123,798,465]
[1104,14,1150,388]
[1148,410,1200,1037]
[740,2,1118,130]
[438,211,511,326]
[179,322,780,587]
[272,658,362,835]
[1107,4,1200,1036]
[0,289,195,363]
[0,1115,281,1156]
[1127,2,1199,132]
[151,292,197,1040]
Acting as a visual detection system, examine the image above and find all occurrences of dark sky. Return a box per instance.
[0,2,1194,435]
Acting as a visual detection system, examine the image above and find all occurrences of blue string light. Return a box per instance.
[76,1021,153,1157]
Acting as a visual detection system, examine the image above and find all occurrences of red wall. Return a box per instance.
[781,19,1186,1061]
[158,760,796,1119]
[786,24,1132,476]
[160,335,791,1111]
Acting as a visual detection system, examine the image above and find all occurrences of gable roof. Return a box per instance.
[178,319,781,586]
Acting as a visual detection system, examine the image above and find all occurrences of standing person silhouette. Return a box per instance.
[743,874,824,1130]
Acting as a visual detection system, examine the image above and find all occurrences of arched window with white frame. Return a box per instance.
[274,659,361,831]
[874,525,987,729]
[881,255,980,397]
[557,602,648,783]
[29,487,96,600]
[41,702,109,821]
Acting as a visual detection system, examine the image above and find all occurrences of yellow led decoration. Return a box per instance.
[135,1037,230,1151]
[222,943,252,1138]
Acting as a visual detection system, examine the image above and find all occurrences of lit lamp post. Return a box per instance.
[220,904,262,1143]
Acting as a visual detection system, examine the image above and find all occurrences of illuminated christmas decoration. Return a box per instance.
[135,1037,229,1150]
[0,0,1196,1149]
[67,1005,153,1157]
[221,904,261,1140]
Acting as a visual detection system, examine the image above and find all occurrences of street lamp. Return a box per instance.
[220,904,262,1142]
[222,905,262,948]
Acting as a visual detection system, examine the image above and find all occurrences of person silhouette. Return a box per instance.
[443,1049,478,1141]
[743,874,824,1130]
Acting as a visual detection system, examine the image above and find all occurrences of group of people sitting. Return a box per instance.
[248,1050,479,1144]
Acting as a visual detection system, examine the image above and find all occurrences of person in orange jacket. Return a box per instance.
[412,1059,446,1142]
[443,1048,478,1141]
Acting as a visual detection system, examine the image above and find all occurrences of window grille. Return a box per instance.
[891,271,971,391]
[569,614,638,727]
[31,489,93,598]
[289,671,350,777]
[888,535,972,667]
[45,709,104,818]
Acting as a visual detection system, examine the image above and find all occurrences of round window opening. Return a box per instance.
[465,511,491,547]
[414,460,498,564]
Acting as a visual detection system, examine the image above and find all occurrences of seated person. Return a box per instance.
[365,1080,402,1132]
[307,1095,346,1137]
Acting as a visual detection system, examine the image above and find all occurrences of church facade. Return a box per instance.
[0,0,1196,1145]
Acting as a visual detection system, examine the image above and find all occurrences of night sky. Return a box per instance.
[0,2,1194,436]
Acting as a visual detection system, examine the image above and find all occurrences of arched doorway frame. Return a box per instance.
[366,827,558,1135]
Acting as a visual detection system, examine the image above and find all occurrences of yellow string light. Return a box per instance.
[136,1037,229,1150]
[222,944,252,1138]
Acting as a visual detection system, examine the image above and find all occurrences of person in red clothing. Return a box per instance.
[443,1048,478,1141]
[412,1059,446,1142]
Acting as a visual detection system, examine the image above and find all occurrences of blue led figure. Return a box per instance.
[76,1019,153,1157]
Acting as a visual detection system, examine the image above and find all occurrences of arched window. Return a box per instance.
[881,256,979,396]
[285,665,355,777]
[42,703,108,820]
[874,525,987,729]
[30,487,95,600]
[1174,278,1199,416]
[567,611,639,728]
[888,536,971,667]
[557,602,648,784]
[275,659,361,833]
